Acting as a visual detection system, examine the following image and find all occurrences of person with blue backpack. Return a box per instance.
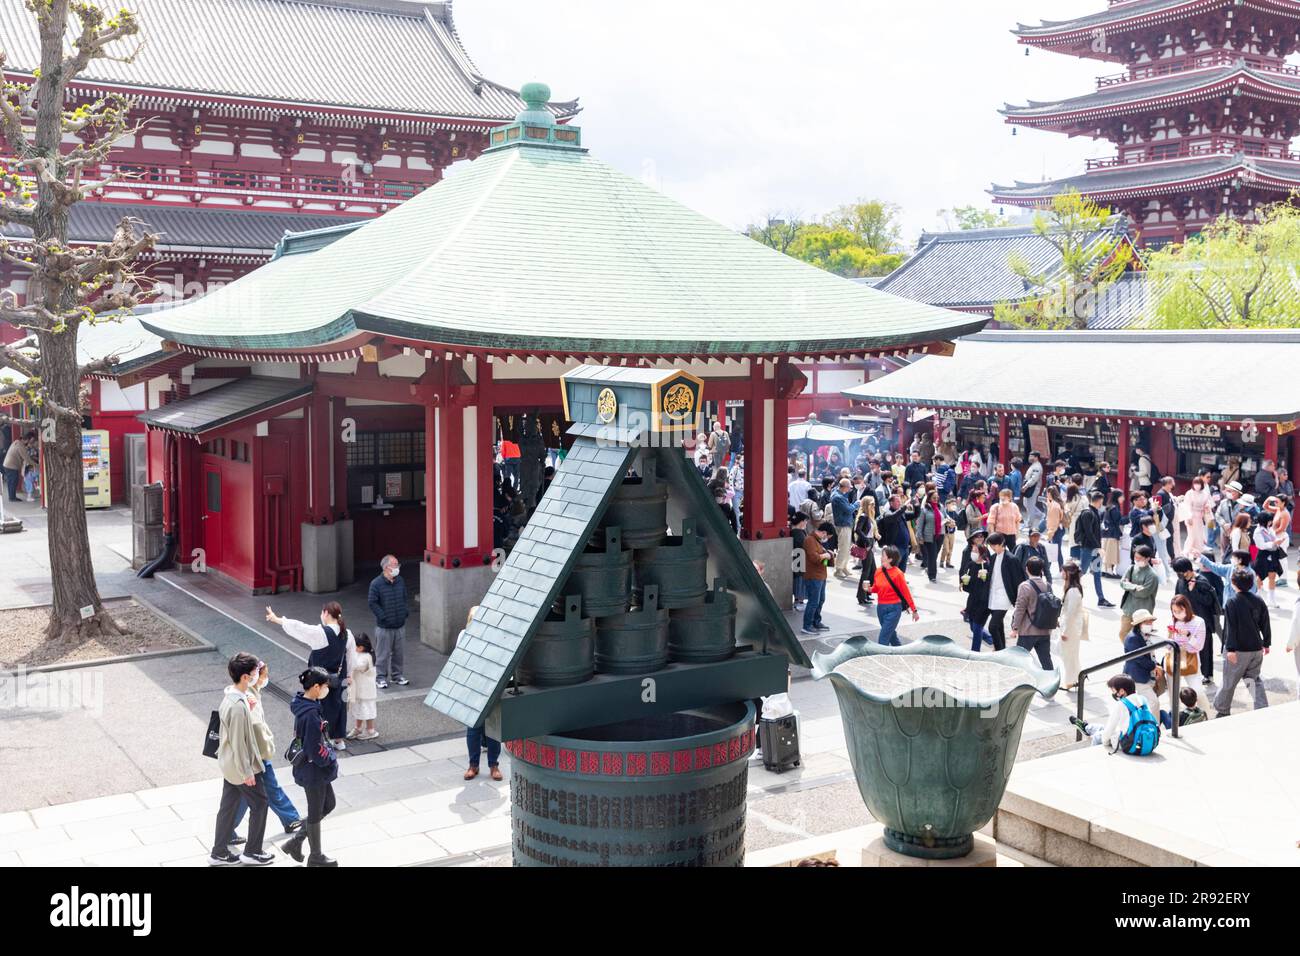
[1070,674,1161,755]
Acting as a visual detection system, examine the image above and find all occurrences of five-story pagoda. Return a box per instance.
[994,0,1300,245]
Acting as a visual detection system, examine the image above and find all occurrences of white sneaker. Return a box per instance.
[332,738,346,751]
[360,730,379,740]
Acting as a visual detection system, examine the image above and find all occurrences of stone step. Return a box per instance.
[744,822,1048,867]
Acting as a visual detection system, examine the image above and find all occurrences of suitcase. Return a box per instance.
[758,714,800,773]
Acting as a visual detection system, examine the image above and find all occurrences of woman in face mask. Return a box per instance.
[1181,476,1213,558]
[1121,609,1165,720]
[284,666,340,867]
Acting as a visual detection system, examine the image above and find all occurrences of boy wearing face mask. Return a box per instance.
[1122,609,1165,718]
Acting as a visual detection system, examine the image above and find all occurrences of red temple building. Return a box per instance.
[994,0,1300,244]
[0,0,578,329]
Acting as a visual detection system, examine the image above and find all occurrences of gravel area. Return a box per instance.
[0,598,200,669]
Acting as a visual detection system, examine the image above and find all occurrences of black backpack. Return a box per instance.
[955,508,968,532]
[1147,456,1162,483]
[1029,580,1063,630]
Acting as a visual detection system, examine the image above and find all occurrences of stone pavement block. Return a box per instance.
[1043,829,1133,867]
[997,785,1094,842]
[377,803,483,838]
[135,777,224,809]
[0,811,33,836]
[160,855,210,867]
[336,747,429,776]
[132,816,216,846]
[316,822,391,851]
[342,776,443,810]
[409,737,471,762]
[400,783,499,813]
[429,816,512,856]
[1089,812,1213,867]
[30,792,146,828]
[170,797,220,820]
[466,796,510,820]
[64,806,181,841]
[336,833,448,867]
[20,829,140,866]
[0,851,19,867]
[0,825,71,855]
[323,800,415,831]
[993,810,1046,860]
[84,836,208,867]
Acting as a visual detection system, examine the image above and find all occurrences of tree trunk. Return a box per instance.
[36,326,122,644]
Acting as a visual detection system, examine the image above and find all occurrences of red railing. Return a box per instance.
[78,163,428,202]
[1086,136,1300,170]
[1095,50,1300,88]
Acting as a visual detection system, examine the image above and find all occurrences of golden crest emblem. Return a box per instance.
[663,383,695,421]
[596,387,618,424]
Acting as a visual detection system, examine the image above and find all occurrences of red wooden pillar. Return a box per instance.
[1264,427,1278,469]
[998,412,1009,468]
[741,361,767,540]
[896,408,908,455]
[423,396,438,560]
[1117,417,1131,511]
[476,359,495,559]
[1289,430,1300,532]
[306,382,333,524]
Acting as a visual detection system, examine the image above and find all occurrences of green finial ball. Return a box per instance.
[520,81,551,110]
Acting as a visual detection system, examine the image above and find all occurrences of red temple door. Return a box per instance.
[202,464,224,569]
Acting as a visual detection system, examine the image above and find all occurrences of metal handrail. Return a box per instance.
[1075,638,1181,742]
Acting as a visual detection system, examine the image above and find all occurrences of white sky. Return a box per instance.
[451,0,1139,246]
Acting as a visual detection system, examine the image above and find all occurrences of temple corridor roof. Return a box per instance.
[0,0,579,122]
[991,153,1300,202]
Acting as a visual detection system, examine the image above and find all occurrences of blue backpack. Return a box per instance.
[1118,697,1160,756]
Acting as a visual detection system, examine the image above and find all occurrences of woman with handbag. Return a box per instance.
[1164,594,1210,713]
[284,666,340,867]
[266,602,357,750]
[958,530,994,651]
[1057,562,1089,690]
[854,497,878,609]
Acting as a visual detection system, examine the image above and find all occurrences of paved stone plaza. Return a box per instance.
[0,500,1295,866]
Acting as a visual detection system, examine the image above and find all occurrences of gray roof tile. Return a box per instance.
[137,376,312,436]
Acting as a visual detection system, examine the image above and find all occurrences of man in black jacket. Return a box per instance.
[1014,529,1053,586]
[1173,557,1221,684]
[1071,491,1114,607]
[903,451,929,490]
[1213,571,1271,717]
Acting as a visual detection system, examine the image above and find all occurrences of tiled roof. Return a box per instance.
[991,154,1300,201]
[0,201,357,253]
[1003,65,1300,121]
[0,0,579,121]
[1014,1,1300,39]
[843,330,1300,421]
[137,376,311,435]
[139,139,986,355]
[875,218,1131,310]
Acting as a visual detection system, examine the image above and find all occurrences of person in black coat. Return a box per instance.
[958,530,994,650]
[985,532,1027,652]
[854,504,878,607]
[1071,492,1114,606]
[1014,529,1053,585]
[284,667,340,867]
[1173,557,1221,684]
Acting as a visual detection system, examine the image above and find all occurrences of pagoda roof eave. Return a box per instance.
[989,158,1300,205]
[1013,0,1300,47]
[1002,67,1300,127]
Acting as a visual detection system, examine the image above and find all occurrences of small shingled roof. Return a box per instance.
[991,153,1300,202]
[842,330,1300,422]
[876,218,1131,311]
[137,376,311,436]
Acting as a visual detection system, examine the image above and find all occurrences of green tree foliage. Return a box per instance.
[1144,201,1300,328]
[938,205,1010,231]
[824,199,903,253]
[744,199,905,278]
[994,190,1133,330]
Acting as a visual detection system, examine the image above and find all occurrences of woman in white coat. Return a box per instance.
[1057,562,1088,690]
[266,601,358,750]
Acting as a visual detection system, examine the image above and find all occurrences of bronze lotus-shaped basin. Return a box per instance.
[812,635,1059,859]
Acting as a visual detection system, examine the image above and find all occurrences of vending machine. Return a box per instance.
[82,429,111,509]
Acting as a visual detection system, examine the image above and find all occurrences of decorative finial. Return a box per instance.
[520,81,552,111]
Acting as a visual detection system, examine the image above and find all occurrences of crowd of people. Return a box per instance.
[786,436,1298,744]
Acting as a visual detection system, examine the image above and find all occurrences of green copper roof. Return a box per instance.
[140,128,984,355]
